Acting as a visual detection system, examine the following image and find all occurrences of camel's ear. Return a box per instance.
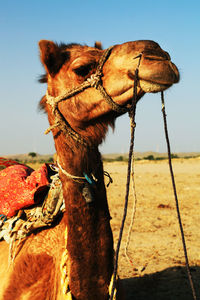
[94,41,103,50]
[39,40,67,76]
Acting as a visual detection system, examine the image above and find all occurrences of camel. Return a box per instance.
[0,39,179,300]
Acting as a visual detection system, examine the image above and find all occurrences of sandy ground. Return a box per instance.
[105,159,200,300]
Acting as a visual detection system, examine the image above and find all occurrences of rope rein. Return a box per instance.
[109,56,141,300]
[161,91,197,300]
[124,149,138,268]
[110,77,197,300]
[124,55,142,268]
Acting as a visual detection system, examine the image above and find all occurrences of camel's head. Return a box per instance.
[103,40,179,102]
[39,40,179,144]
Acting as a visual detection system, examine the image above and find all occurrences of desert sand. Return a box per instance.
[105,158,200,299]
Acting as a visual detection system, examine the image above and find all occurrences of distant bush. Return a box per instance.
[28,152,37,158]
[39,159,46,164]
[103,152,200,162]
[47,157,54,163]
[144,155,155,161]
[115,156,123,161]
[103,155,128,162]
[143,154,180,161]
[102,158,114,162]
[155,157,165,160]
[171,153,179,159]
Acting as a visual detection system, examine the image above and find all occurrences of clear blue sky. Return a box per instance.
[1,0,200,155]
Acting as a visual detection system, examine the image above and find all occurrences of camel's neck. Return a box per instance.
[56,137,114,300]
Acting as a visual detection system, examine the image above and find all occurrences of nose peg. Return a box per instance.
[133,53,142,68]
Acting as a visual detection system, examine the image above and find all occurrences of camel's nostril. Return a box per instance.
[170,62,180,83]
[165,51,171,60]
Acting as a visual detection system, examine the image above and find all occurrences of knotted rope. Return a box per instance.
[60,227,72,299]
[57,160,86,183]
[161,91,197,300]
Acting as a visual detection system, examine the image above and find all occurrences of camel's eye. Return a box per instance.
[73,63,94,77]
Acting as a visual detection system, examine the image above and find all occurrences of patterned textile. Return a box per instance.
[0,159,50,217]
[0,157,22,171]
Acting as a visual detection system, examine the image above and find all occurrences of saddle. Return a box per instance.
[0,158,64,243]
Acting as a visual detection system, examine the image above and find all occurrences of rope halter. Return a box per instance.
[45,46,128,147]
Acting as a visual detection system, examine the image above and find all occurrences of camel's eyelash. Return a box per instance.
[73,63,94,77]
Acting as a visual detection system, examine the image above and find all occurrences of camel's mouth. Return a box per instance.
[139,79,172,93]
[127,71,173,93]
[127,50,180,94]
[128,60,179,93]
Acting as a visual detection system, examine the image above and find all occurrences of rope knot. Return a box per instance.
[87,72,102,88]
[131,120,136,129]
[46,91,59,113]
[45,121,61,135]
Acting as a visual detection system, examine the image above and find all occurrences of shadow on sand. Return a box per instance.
[122,265,200,300]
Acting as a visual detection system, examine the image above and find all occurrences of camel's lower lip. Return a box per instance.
[139,79,171,93]
[128,70,177,87]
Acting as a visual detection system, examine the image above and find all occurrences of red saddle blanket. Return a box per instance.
[0,158,50,217]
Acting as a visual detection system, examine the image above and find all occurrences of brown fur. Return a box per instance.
[3,253,55,300]
[0,40,179,300]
